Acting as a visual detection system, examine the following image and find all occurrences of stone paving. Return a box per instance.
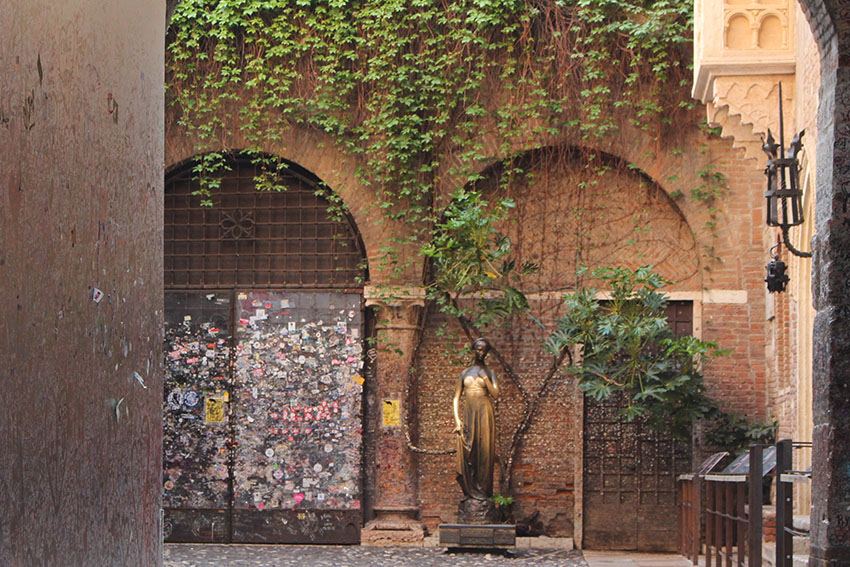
[163,544,588,567]
[581,551,695,567]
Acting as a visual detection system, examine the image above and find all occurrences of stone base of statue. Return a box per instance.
[457,497,499,524]
[438,520,516,551]
[437,498,515,551]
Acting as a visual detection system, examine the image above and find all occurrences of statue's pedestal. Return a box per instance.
[438,523,516,550]
[439,498,514,551]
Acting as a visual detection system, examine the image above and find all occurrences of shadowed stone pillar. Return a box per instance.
[808,17,850,565]
[1,2,164,565]
[360,285,426,545]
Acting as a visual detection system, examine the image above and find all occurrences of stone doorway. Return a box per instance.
[581,302,694,551]
[162,156,368,543]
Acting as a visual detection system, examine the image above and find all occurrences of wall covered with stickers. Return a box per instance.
[163,291,365,543]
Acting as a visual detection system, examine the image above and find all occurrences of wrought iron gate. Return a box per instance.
[162,156,367,543]
[582,301,694,551]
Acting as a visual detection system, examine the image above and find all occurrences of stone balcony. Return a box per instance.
[693,0,796,158]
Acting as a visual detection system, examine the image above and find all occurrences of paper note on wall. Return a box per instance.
[205,397,224,423]
[382,399,400,427]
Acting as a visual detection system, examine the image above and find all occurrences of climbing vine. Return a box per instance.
[167,0,694,220]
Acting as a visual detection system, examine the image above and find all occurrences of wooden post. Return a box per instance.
[748,445,763,567]
[775,440,793,567]
[694,476,703,564]
[727,482,736,567]
[737,481,747,565]
[706,481,714,567]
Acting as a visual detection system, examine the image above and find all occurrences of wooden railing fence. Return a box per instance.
[678,441,811,567]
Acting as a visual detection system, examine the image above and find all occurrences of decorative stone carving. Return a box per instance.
[693,0,796,158]
[363,285,426,330]
[703,76,795,159]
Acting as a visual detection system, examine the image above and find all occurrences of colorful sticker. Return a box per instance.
[205,397,224,423]
[167,390,184,410]
[183,390,200,407]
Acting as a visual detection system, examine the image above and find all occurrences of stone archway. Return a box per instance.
[414,145,705,545]
[475,146,703,292]
[487,147,701,551]
[161,154,370,544]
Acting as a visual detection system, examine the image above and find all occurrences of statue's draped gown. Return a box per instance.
[456,369,496,499]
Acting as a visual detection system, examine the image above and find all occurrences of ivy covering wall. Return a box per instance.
[167,0,694,222]
[166,1,767,503]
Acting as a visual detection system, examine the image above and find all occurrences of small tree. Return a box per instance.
[546,266,723,441]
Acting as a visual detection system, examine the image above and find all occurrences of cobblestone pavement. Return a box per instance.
[163,544,588,567]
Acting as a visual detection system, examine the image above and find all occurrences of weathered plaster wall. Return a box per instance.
[0,2,164,566]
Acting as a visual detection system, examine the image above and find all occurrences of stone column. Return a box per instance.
[360,285,426,545]
[810,56,850,567]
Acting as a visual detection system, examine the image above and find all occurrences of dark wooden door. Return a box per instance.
[582,301,693,551]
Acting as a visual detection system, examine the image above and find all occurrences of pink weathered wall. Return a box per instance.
[0,2,164,565]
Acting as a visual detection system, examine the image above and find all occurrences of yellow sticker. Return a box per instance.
[222,391,230,402]
[352,375,365,386]
[382,399,400,427]
[206,397,224,423]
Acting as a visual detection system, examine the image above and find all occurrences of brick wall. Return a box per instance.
[763,0,821,445]
[413,132,772,537]
[414,305,578,536]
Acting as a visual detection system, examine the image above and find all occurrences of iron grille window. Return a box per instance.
[165,157,366,290]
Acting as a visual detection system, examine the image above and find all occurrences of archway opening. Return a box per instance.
[162,154,368,544]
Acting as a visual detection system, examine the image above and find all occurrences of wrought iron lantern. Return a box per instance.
[765,244,789,293]
[762,82,811,258]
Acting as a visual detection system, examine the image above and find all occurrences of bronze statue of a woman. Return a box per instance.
[453,337,500,507]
